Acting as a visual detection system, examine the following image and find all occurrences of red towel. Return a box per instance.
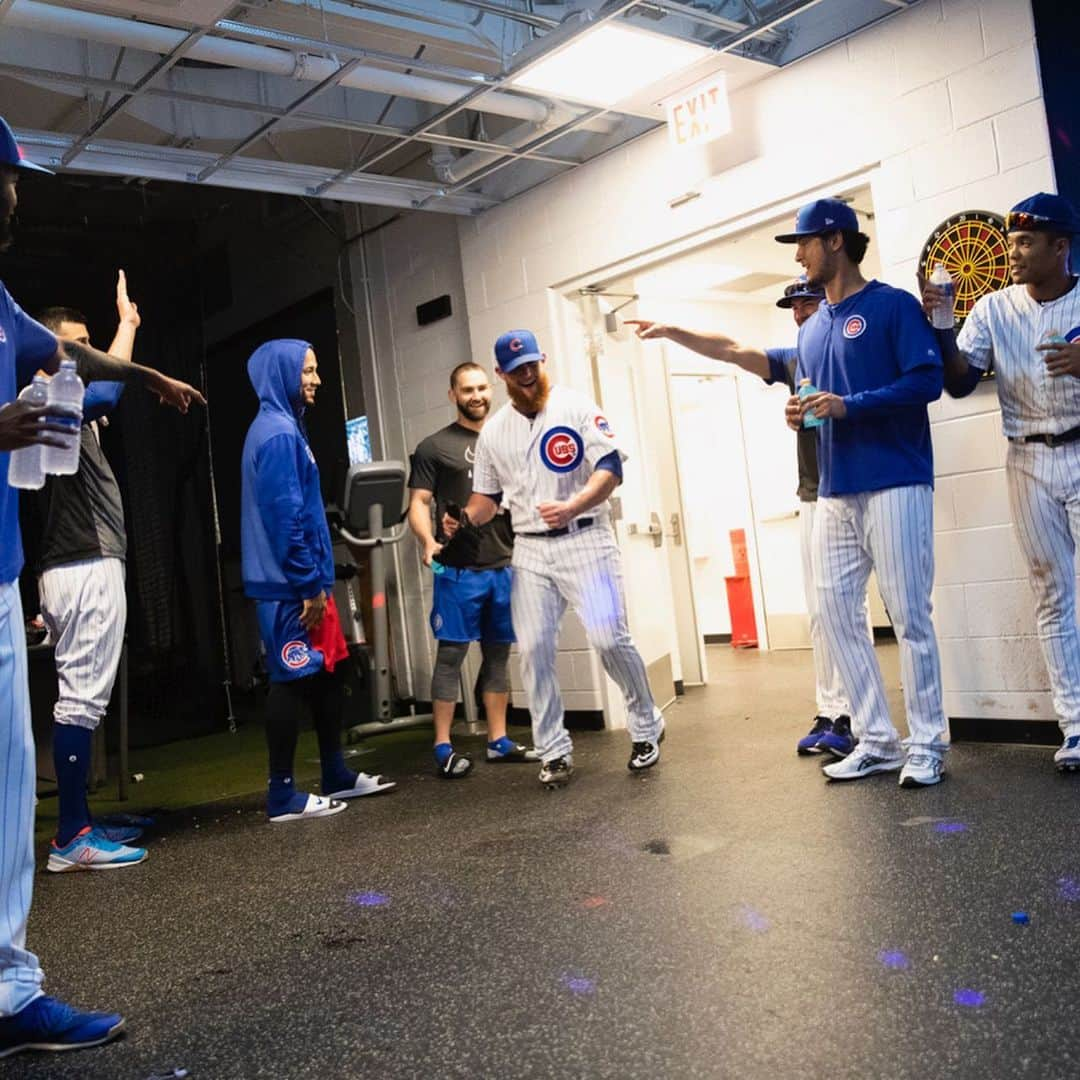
[309,594,350,673]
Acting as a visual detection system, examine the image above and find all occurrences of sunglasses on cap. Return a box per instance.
[1006,210,1065,232]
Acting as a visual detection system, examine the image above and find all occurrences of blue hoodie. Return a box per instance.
[241,339,333,601]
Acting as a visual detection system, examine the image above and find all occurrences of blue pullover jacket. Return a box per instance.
[241,338,334,601]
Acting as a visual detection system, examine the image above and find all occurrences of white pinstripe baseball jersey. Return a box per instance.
[958,279,1080,437]
[472,386,626,533]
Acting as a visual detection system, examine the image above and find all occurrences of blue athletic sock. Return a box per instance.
[267,772,307,816]
[434,742,454,766]
[53,724,93,847]
[488,735,517,756]
[320,750,355,794]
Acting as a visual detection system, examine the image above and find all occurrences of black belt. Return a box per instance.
[1009,425,1080,447]
[518,516,595,538]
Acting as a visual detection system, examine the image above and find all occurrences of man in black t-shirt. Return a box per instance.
[407,362,535,777]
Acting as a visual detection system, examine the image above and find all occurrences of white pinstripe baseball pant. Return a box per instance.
[812,485,948,757]
[1006,440,1080,738]
[799,501,851,720]
[38,557,126,731]
[0,582,45,1016]
[511,524,662,763]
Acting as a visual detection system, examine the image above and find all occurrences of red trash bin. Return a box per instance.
[724,529,758,648]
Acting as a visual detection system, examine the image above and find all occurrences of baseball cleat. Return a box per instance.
[797,716,833,755]
[822,747,903,781]
[0,996,124,1059]
[325,772,396,799]
[268,793,346,823]
[815,716,855,759]
[539,756,574,789]
[1054,735,1080,773]
[899,753,945,788]
[486,738,539,762]
[47,827,147,872]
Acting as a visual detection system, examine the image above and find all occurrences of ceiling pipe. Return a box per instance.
[4,0,613,130]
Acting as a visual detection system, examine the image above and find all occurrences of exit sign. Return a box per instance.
[666,73,730,149]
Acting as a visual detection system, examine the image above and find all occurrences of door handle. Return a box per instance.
[627,511,663,548]
[667,512,682,546]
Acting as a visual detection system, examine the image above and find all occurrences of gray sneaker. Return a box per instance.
[822,747,903,781]
[899,753,945,788]
[539,756,574,789]
[1054,735,1080,773]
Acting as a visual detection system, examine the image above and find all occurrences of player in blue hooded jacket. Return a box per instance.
[241,339,395,822]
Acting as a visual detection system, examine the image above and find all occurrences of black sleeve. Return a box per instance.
[407,440,438,492]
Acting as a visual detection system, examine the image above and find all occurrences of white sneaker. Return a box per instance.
[822,747,903,781]
[1054,735,1080,773]
[899,753,945,788]
[326,772,397,799]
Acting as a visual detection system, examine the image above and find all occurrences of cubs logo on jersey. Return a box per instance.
[540,426,584,473]
[842,315,867,339]
[281,640,311,670]
[594,415,615,438]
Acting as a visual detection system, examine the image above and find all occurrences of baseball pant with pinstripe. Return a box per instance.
[1006,440,1080,738]
[511,524,662,764]
[0,582,45,1016]
[812,484,948,757]
[39,557,126,732]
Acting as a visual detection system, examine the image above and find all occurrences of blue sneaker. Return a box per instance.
[0,995,124,1059]
[796,716,833,755]
[815,716,856,759]
[93,822,144,844]
[47,827,147,873]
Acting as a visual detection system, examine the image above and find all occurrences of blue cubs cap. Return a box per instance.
[0,116,53,175]
[776,274,826,308]
[494,329,543,373]
[775,198,859,243]
[1006,192,1080,235]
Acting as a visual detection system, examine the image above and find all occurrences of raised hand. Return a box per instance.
[116,269,140,329]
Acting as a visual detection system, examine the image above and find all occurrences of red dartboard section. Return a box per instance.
[919,210,1010,328]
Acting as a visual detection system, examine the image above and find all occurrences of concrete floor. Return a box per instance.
[11,643,1080,1079]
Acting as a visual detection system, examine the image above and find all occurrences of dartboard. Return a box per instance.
[919,211,1009,326]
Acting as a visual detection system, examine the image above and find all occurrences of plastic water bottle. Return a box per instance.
[43,359,84,476]
[429,559,445,575]
[1041,328,1068,347]
[798,378,824,429]
[930,263,955,330]
[7,375,50,490]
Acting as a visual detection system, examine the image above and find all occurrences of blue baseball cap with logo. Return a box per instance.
[776,274,826,308]
[1006,192,1080,235]
[494,329,544,373]
[775,198,859,243]
[0,116,53,175]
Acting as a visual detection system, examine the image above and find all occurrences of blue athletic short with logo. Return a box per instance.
[257,598,330,683]
[431,566,515,644]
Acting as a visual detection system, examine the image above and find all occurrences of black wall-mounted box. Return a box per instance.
[416,294,452,326]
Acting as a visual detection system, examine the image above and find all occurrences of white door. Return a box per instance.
[580,296,688,716]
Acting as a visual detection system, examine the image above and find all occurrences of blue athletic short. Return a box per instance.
[256,598,326,683]
[430,566,514,644]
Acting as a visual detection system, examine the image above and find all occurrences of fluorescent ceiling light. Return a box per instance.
[512,24,712,108]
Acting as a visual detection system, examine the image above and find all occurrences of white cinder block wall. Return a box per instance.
[359,0,1061,726]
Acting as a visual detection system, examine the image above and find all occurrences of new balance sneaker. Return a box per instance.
[486,737,540,762]
[1054,735,1080,773]
[47,827,147,873]
[796,716,833,755]
[822,746,904,781]
[0,996,124,1059]
[324,772,396,799]
[815,716,856,759]
[899,753,945,788]
[539,756,574,788]
[268,793,346,824]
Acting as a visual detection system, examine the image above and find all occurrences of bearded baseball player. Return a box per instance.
[450,329,664,788]
[779,198,949,788]
[924,192,1080,773]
